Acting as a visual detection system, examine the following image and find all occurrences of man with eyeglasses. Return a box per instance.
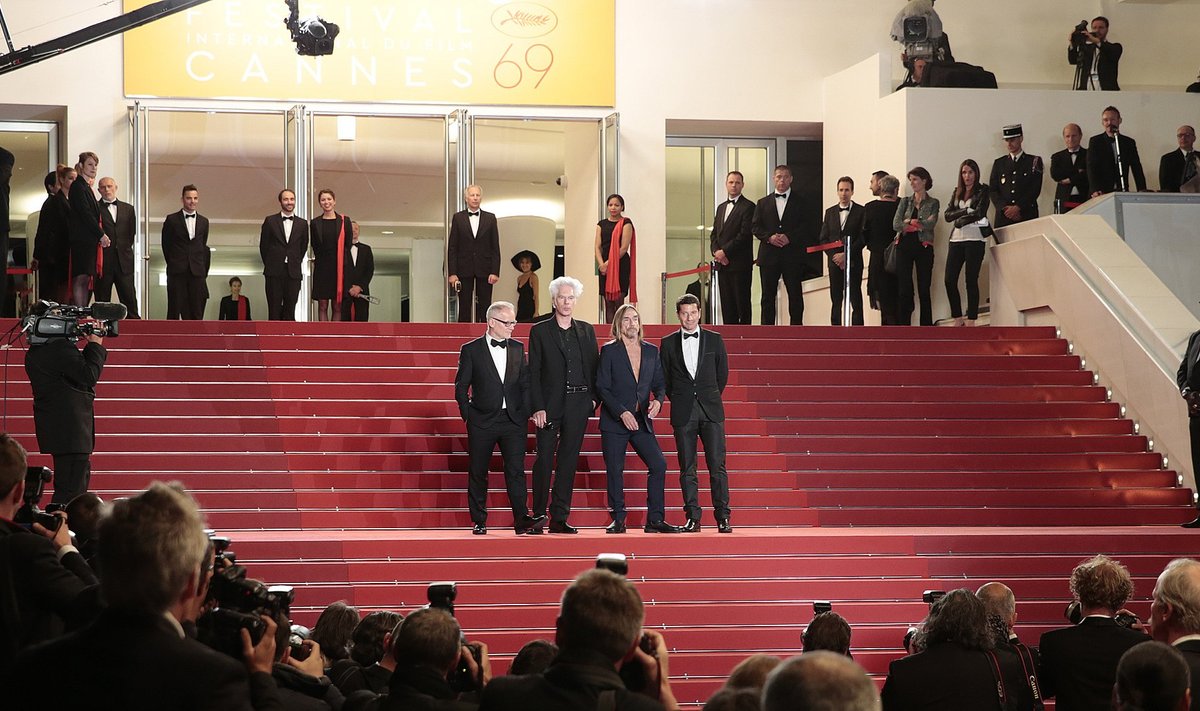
[454,301,541,535]
[1160,126,1198,193]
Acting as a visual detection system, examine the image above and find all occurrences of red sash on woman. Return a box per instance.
[91,213,104,290]
[334,216,347,305]
[604,218,637,303]
[236,297,247,320]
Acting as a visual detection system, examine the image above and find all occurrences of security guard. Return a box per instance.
[988,124,1044,228]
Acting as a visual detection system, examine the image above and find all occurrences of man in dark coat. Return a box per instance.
[1176,328,1200,528]
[1160,125,1197,193]
[1086,106,1147,195]
[1149,558,1200,710]
[24,329,106,505]
[379,607,484,711]
[989,124,1043,228]
[447,184,500,323]
[95,177,140,318]
[1050,123,1089,210]
[260,189,309,321]
[709,170,755,325]
[161,184,210,319]
[817,177,866,325]
[341,221,374,322]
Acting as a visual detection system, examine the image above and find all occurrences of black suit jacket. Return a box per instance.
[446,209,500,279]
[346,242,374,296]
[479,649,664,711]
[595,340,665,435]
[660,329,728,427]
[752,191,816,268]
[1069,41,1122,91]
[33,192,71,271]
[8,608,282,711]
[0,520,101,668]
[24,339,106,455]
[1160,149,1196,193]
[989,153,1044,225]
[259,214,309,280]
[528,317,598,419]
[881,641,1008,711]
[1050,148,1090,202]
[99,199,136,275]
[818,202,866,263]
[1086,132,1147,194]
[162,211,211,277]
[454,336,530,428]
[710,195,755,272]
[1177,330,1200,406]
[1038,616,1151,710]
[68,178,104,275]
[1176,639,1200,711]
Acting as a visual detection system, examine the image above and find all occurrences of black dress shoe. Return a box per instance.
[681,519,701,533]
[606,520,627,534]
[644,520,681,533]
[1182,517,1200,529]
[717,519,733,533]
[472,523,487,535]
[548,520,578,534]
[515,514,546,535]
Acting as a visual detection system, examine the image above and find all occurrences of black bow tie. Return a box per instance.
[281,215,293,221]
[839,207,850,212]
[184,213,196,219]
[468,211,480,217]
[103,200,115,205]
[683,331,699,339]
[728,198,737,204]
[490,339,507,348]
[775,193,787,199]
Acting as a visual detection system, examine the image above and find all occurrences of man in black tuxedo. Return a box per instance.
[479,569,676,711]
[259,189,309,321]
[341,221,374,322]
[528,276,598,534]
[1177,328,1200,528]
[660,294,731,533]
[753,165,814,325]
[1160,125,1198,193]
[161,184,210,319]
[95,177,140,318]
[447,184,500,323]
[1051,123,1089,211]
[24,329,106,506]
[0,434,101,669]
[1039,555,1151,711]
[596,304,679,534]
[1087,106,1147,196]
[1149,558,1200,710]
[1068,16,1122,91]
[710,170,755,325]
[818,177,866,325]
[7,481,283,709]
[988,124,1044,228]
[454,301,541,536]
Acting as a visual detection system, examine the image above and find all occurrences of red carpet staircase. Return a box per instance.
[2,320,1196,705]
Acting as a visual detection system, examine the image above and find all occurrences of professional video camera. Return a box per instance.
[12,465,64,532]
[22,301,125,346]
[284,0,339,56]
[197,532,295,659]
[1070,20,1090,48]
[890,0,945,64]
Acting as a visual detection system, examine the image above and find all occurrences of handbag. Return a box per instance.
[883,234,900,274]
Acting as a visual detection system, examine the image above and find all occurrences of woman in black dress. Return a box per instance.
[32,165,76,304]
[594,193,633,323]
[511,249,541,322]
[311,188,353,321]
[218,276,252,320]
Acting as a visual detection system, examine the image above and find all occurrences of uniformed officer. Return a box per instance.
[988,124,1044,229]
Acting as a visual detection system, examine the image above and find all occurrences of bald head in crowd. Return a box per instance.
[977,582,1017,629]
[762,651,880,711]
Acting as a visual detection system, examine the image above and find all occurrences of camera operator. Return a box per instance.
[0,433,101,668]
[1069,16,1122,91]
[7,481,284,709]
[480,568,676,711]
[269,609,346,710]
[24,325,106,505]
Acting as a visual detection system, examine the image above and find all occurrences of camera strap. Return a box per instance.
[985,650,1007,708]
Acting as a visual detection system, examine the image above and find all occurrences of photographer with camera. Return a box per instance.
[1069,16,1122,91]
[268,608,346,711]
[24,311,106,506]
[8,482,284,709]
[1038,554,1150,710]
[0,433,100,668]
[480,568,676,711]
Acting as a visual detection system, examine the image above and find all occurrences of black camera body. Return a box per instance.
[13,465,62,532]
[23,301,124,346]
[1071,20,1090,47]
[197,535,294,659]
[425,582,483,693]
[284,0,339,56]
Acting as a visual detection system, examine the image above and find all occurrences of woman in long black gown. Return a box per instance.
[311,188,353,321]
[511,249,540,322]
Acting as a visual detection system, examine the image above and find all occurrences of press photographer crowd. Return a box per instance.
[0,430,1197,711]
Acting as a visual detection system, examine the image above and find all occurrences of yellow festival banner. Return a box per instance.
[123,0,615,107]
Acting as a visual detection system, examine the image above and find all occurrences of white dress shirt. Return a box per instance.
[681,328,700,378]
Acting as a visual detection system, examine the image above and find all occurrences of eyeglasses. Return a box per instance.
[490,317,517,328]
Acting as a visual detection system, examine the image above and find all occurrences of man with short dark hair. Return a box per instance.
[1087,106,1147,195]
[763,651,879,711]
[753,164,813,325]
[380,607,487,711]
[8,481,282,708]
[1149,558,1200,709]
[660,293,731,533]
[260,189,309,321]
[1039,554,1151,710]
[802,612,852,656]
[1069,16,1122,91]
[330,611,404,695]
[479,569,675,711]
[989,124,1043,228]
[0,433,100,668]
[1161,126,1198,193]
[162,184,210,319]
[709,170,754,325]
[818,176,865,325]
[1114,642,1192,711]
